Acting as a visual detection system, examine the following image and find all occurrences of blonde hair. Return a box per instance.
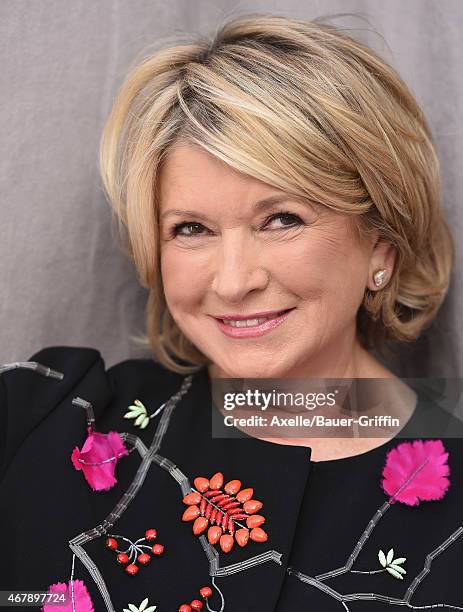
[99,12,454,374]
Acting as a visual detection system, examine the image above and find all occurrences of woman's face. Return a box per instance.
[159,144,387,378]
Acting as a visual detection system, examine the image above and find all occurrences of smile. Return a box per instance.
[213,308,295,338]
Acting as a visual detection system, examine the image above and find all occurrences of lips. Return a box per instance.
[219,310,291,327]
[213,308,295,339]
[215,308,292,322]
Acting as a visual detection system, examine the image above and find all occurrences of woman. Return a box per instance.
[1,13,461,612]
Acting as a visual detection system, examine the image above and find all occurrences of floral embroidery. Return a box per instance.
[378,548,407,579]
[381,439,450,505]
[287,439,458,609]
[123,398,167,430]
[52,363,459,609]
[105,529,165,576]
[182,471,267,553]
[71,425,129,491]
[351,547,407,580]
[122,597,157,612]
[124,399,151,429]
[178,585,214,610]
[42,579,94,612]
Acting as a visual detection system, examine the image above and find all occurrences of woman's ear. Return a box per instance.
[366,238,396,291]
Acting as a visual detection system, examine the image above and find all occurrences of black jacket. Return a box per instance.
[1,346,463,611]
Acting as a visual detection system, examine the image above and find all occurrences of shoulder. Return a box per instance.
[0,345,187,481]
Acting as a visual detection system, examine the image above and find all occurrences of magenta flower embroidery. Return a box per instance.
[71,426,129,491]
[42,579,94,612]
[381,439,450,506]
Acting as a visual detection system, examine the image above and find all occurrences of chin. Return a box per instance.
[216,360,289,380]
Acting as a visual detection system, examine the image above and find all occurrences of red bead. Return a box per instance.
[137,552,151,565]
[250,526,268,543]
[224,479,241,495]
[193,517,208,535]
[199,586,212,599]
[235,528,249,547]
[207,526,222,545]
[106,537,118,550]
[193,477,209,492]
[116,552,129,565]
[243,499,263,514]
[151,543,164,555]
[219,534,234,553]
[182,505,200,522]
[145,528,157,541]
[183,492,202,505]
[236,487,253,503]
[246,514,266,529]
[125,563,139,575]
[190,600,203,610]
[178,605,191,612]
[209,472,224,490]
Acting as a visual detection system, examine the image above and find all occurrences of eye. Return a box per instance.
[169,222,209,238]
[263,211,304,230]
[168,211,304,239]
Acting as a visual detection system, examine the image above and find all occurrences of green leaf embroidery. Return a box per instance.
[128,403,146,413]
[135,413,146,426]
[123,399,168,430]
[378,549,387,568]
[392,557,406,565]
[123,399,149,429]
[376,548,407,580]
[386,566,404,580]
[123,599,157,612]
[128,407,144,414]
[389,563,406,575]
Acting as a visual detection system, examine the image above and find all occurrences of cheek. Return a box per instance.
[274,228,368,305]
[160,247,209,310]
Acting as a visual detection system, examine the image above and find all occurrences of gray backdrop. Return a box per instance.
[1,0,461,377]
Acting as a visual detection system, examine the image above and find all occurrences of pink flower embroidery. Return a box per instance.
[71,426,129,491]
[381,439,450,506]
[42,579,94,612]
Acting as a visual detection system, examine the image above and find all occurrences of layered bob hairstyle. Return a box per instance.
[99,13,453,374]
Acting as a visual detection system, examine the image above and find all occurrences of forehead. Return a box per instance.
[158,144,282,207]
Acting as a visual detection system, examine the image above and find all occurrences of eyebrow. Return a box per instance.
[159,194,308,222]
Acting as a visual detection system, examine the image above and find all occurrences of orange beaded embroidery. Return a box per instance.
[182,471,268,553]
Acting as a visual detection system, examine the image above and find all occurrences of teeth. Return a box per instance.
[222,312,283,327]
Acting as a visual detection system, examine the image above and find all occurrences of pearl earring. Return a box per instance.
[373,269,387,287]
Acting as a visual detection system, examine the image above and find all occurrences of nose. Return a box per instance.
[211,229,269,303]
